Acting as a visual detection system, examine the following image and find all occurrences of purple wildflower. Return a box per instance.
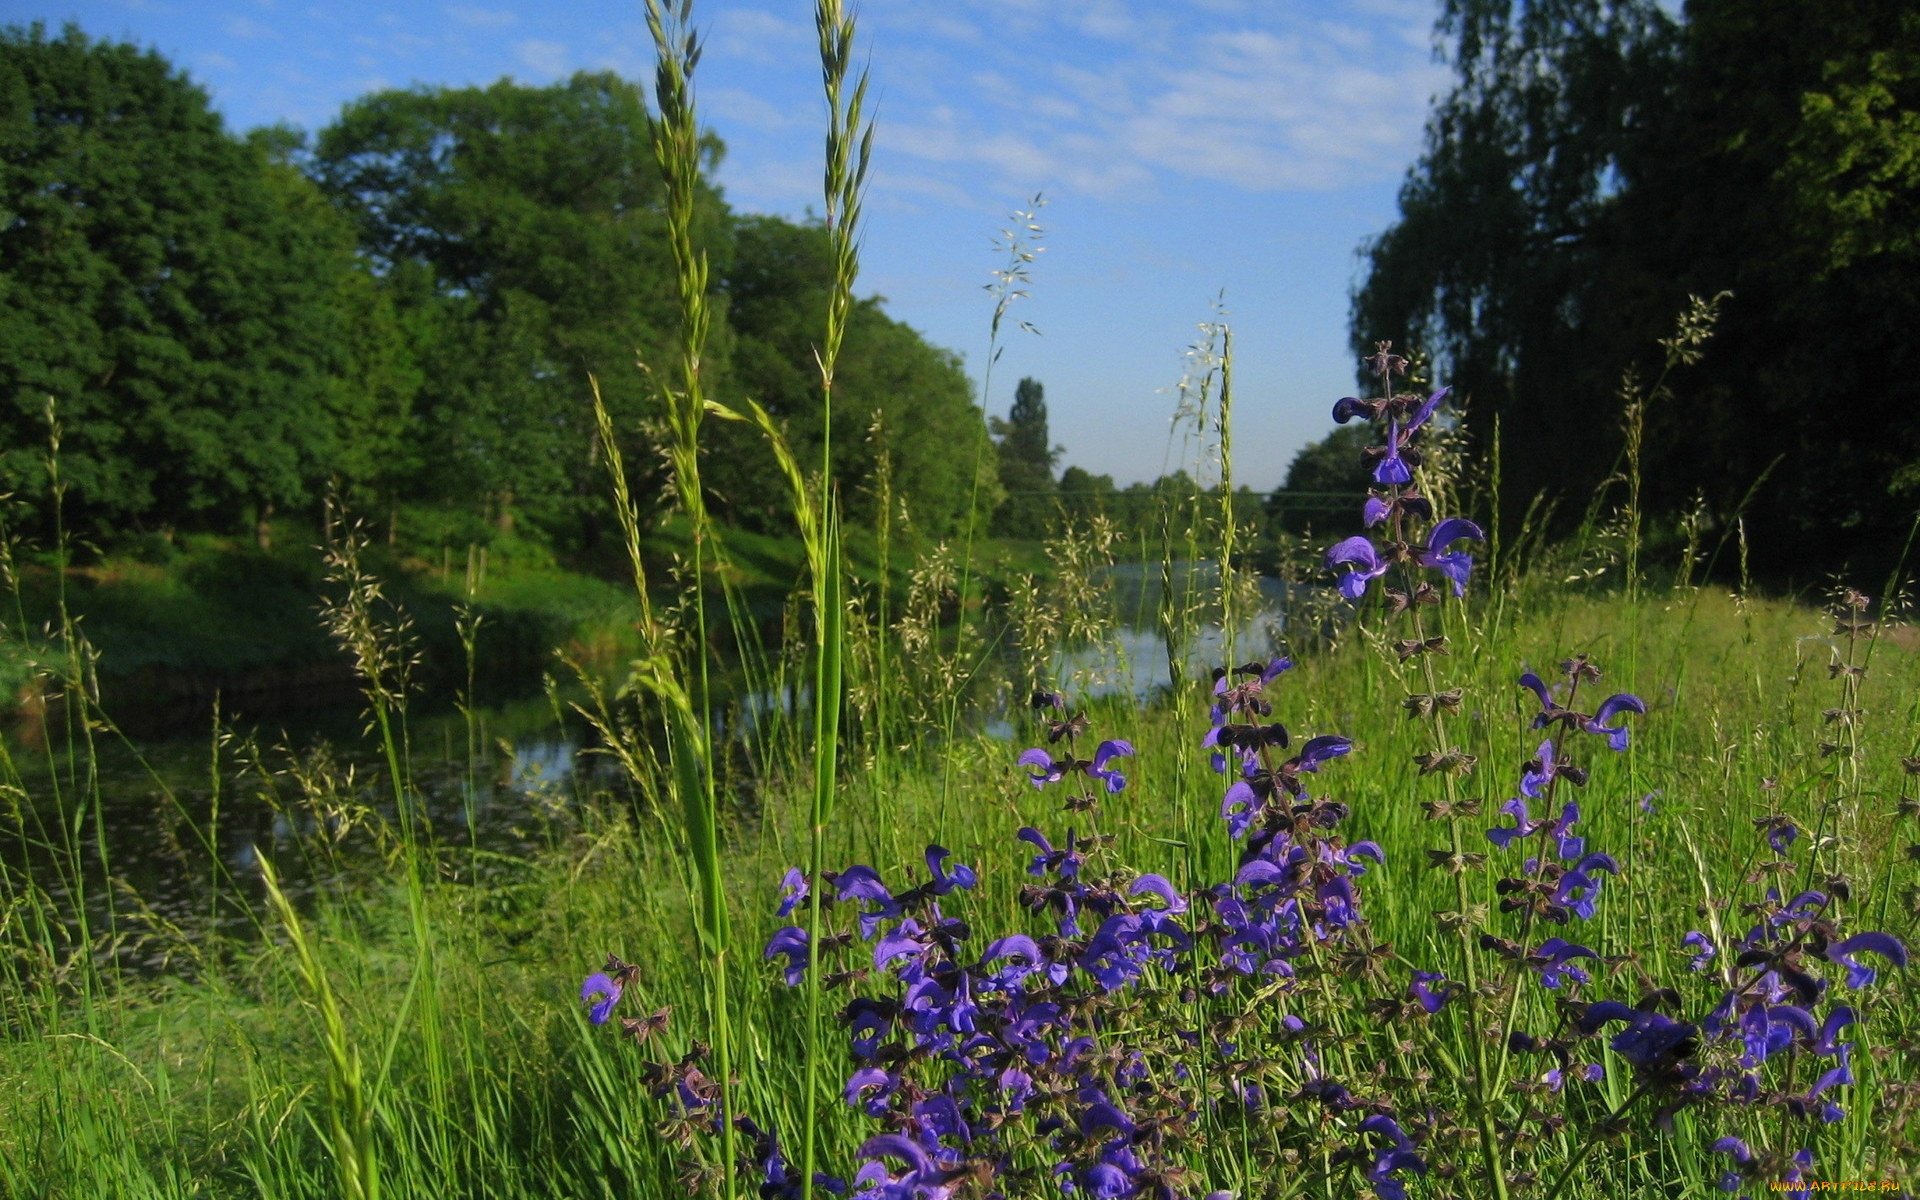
[925,845,977,894]
[1416,517,1484,596]
[1409,970,1456,1013]
[579,972,621,1025]
[1682,931,1717,972]
[1825,931,1909,988]
[1326,535,1390,600]
[777,867,808,918]
[765,926,810,986]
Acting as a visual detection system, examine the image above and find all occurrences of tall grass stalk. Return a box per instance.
[943,195,1046,804]
[637,2,738,1191]
[259,856,379,1200]
[794,5,868,1195]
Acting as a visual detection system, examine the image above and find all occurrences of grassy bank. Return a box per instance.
[0,522,1052,728]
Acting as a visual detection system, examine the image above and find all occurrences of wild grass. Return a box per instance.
[3,582,1915,1198]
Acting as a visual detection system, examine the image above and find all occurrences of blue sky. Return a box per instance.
[23,0,1451,491]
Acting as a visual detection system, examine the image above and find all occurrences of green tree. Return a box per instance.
[0,24,396,540]
[313,72,699,545]
[1057,464,1117,528]
[1264,425,1373,535]
[1350,0,1677,539]
[1356,0,1920,578]
[1616,0,1920,573]
[990,377,1059,536]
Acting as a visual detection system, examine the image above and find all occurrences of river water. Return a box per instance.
[3,561,1290,968]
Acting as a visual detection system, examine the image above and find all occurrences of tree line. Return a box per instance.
[0,23,1005,558]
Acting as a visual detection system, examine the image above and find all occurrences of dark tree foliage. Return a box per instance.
[1056,465,1117,531]
[1352,0,1677,552]
[991,377,1060,536]
[0,23,394,541]
[1,35,1009,562]
[1355,0,1920,579]
[1264,425,1374,535]
[1618,0,1920,575]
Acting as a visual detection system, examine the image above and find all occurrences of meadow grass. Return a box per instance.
[1,578,1915,1198]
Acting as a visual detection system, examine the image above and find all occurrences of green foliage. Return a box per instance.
[1351,0,1676,547]
[1056,464,1118,530]
[721,215,997,539]
[990,377,1059,535]
[0,23,399,539]
[0,33,998,564]
[4,586,1916,1197]
[312,72,690,545]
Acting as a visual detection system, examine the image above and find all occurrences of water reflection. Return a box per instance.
[1042,561,1289,705]
[4,558,1289,970]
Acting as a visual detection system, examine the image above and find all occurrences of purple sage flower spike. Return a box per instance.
[845,1066,898,1117]
[1814,1007,1855,1055]
[1682,931,1717,972]
[1296,735,1354,770]
[857,1134,935,1179]
[1518,671,1559,724]
[1331,395,1377,423]
[764,926,810,986]
[776,866,808,918]
[1129,873,1187,912]
[925,844,977,893]
[1408,385,1449,431]
[1090,738,1135,793]
[1016,747,1063,787]
[1409,970,1456,1013]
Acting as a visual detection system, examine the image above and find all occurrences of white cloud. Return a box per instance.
[516,39,571,79]
[709,86,809,134]
[222,14,281,40]
[916,13,983,44]
[716,156,819,212]
[711,8,811,66]
[444,5,516,28]
[1077,0,1140,41]
[714,4,1444,206]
